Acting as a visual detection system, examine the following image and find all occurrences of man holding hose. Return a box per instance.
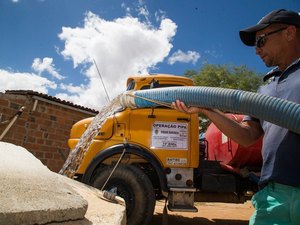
[173,9,300,225]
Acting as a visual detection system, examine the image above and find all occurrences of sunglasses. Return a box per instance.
[255,27,287,48]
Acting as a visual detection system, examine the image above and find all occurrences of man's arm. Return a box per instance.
[172,100,264,147]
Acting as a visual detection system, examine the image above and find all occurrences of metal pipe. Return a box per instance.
[0,106,25,140]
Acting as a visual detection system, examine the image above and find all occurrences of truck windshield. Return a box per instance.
[141,84,183,90]
[126,79,183,91]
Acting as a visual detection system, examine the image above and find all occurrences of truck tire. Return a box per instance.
[91,164,156,225]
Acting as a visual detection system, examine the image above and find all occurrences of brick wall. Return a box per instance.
[0,91,97,172]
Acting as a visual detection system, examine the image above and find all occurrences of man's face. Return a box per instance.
[255,24,287,68]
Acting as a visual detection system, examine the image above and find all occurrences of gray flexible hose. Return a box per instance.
[119,86,300,135]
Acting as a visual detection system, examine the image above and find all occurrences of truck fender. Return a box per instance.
[81,143,168,193]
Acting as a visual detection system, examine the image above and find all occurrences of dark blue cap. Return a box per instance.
[240,9,300,46]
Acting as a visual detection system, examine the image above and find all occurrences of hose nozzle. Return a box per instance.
[119,91,137,109]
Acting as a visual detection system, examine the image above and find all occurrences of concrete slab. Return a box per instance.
[0,142,126,225]
[0,141,88,225]
[48,178,127,225]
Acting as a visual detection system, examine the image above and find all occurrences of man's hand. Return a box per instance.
[172,100,202,114]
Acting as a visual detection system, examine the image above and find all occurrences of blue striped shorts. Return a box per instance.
[250,182,300,225]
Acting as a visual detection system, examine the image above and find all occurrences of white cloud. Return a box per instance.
[155,10,167,22]
[121,3,131,16]
[32,57,65,80]
[167,50,200,65]
[204,49,223,59]
[57,11,177,110]
[137,5,151,24]
[0,69,57,93]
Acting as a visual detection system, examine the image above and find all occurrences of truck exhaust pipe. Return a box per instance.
[119,86,300,135]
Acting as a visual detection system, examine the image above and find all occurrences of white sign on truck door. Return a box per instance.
[151,121,188,150]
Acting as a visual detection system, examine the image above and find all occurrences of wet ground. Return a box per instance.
[150,200,254,225]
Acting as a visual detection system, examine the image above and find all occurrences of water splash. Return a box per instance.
[59,95,123,178]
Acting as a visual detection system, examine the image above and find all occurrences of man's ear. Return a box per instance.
[285,25,297,41]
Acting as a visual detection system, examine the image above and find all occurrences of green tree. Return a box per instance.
[183,64,264,133]
[186,64,263,92]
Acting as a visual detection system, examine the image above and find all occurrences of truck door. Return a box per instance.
[128,107,199,168]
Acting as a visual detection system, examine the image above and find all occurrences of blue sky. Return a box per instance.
[0,0,299,110]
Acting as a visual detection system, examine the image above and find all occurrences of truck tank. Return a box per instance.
[205,114,262,169]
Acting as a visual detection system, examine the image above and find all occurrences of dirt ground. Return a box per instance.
[150,200,254,225]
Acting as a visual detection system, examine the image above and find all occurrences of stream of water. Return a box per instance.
[59,95,123,178]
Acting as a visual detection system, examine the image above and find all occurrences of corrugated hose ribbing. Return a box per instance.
[120,86,300,135]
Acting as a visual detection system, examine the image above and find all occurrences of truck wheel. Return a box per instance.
[91,164,156,225]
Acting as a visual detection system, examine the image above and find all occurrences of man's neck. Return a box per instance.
[278,51,300,71]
